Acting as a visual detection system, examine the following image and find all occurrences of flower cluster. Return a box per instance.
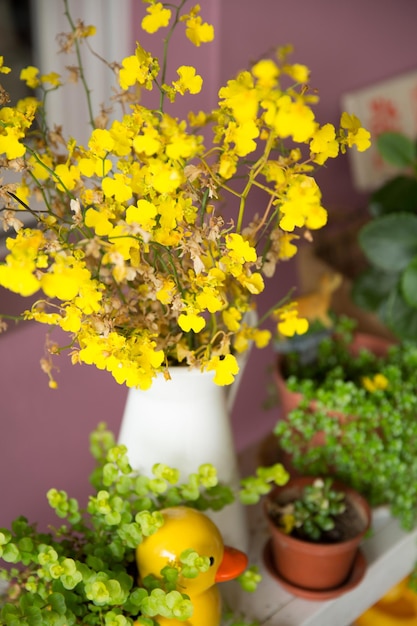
[0,0,370,390]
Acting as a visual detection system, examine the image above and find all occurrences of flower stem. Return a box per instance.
[63,0,96,129]
[236,132,276,233]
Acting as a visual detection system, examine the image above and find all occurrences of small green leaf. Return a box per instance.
[352,267,399,311]
[152,464,180,485]
[237,566,261,592]
[2,543,20,563]
[359,213,417,271]
[402,258,417,307]
[134,618,154,626]
[103,463,120,486]
[135,511,164,536]
[127,586,148,608]
[377,131,416,168]
[198,464,218,488]
[386,287,417,340]
[48,592,66,615]
[0,529,12,546]
[370,175,417,215]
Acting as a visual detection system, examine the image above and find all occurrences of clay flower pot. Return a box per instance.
[263,476,372,592]
[274,332,393,421]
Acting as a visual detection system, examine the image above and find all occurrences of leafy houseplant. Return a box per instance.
[267,476,347,542]
[352,131,417,341]
[274,316,417,531]
[263,476,371,592]
[0,0,370,390]
[0,423,289,626]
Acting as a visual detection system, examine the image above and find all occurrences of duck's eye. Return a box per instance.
[209,556,215,566]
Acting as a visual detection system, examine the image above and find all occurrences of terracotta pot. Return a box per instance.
[264,476,372,591]
[274,332,393,421]
[266,332,395,475]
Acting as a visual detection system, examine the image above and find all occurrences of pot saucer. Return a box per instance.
[263,539,367,601]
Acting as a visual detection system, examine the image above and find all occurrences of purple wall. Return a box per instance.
[1,0,417,531]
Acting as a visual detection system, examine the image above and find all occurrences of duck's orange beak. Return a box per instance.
[215,546,248,583]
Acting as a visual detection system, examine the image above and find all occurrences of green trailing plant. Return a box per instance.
[274,317,417,531]
[269,477,346,542]
[353,131,417,340]
[0,424,288,626]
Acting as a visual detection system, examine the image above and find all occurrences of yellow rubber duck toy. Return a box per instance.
[136,506,248,626]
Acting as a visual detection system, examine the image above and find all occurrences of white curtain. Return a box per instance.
[31,0,132,144]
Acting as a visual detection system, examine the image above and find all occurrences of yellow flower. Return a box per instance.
[25,306,61,326]
[119,45,159,91]
[0,261,40,296]
[310,123,339,164]
[238,272,265,295]
[14,182,30,207]
[40,72,61,87]
[54,163,80,191]
[133,126,161,156]
[20,66,40,89]
[178,310,206,333]
[0,56,11,74]
[251,59,279,88]
[206,354,239,386]
[225,120,259,157]
[218,151,238,179]
[362,373,389,392]
[265,94,316,142]
[126,199,157,233]
[252,328,271,348]
[226,234,257,264]
[219,72,258,123]
[277,308,309,337]
[279,176,327,232]
[340,112,371,152]
[283,63,310,83]
[182,8,214,47]
[60,305,83,333]
[41,255,92,302]
[147,160,183,194]
[222,307,242,332]
[102,173,133,203]
[280,513,296,534]
[172,66,203,95]
[88,128,115,157]
[85,207,114,236]
[78,24,96,38]
[141,2,171,33]
[74,280,103,315]
[28,153,54,180]
[279,233,299,260]
[196,286,224,313]
[0,230,45,296]
[0,127,26,159]
[109,120,134,156]
[156,278,176,305]
[78,155,112,178]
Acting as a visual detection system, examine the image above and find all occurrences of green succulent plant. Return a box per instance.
[352,131,417,341]
[271,478,346,542]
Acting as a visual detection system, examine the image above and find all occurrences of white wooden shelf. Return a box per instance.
[222,489,417,626]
